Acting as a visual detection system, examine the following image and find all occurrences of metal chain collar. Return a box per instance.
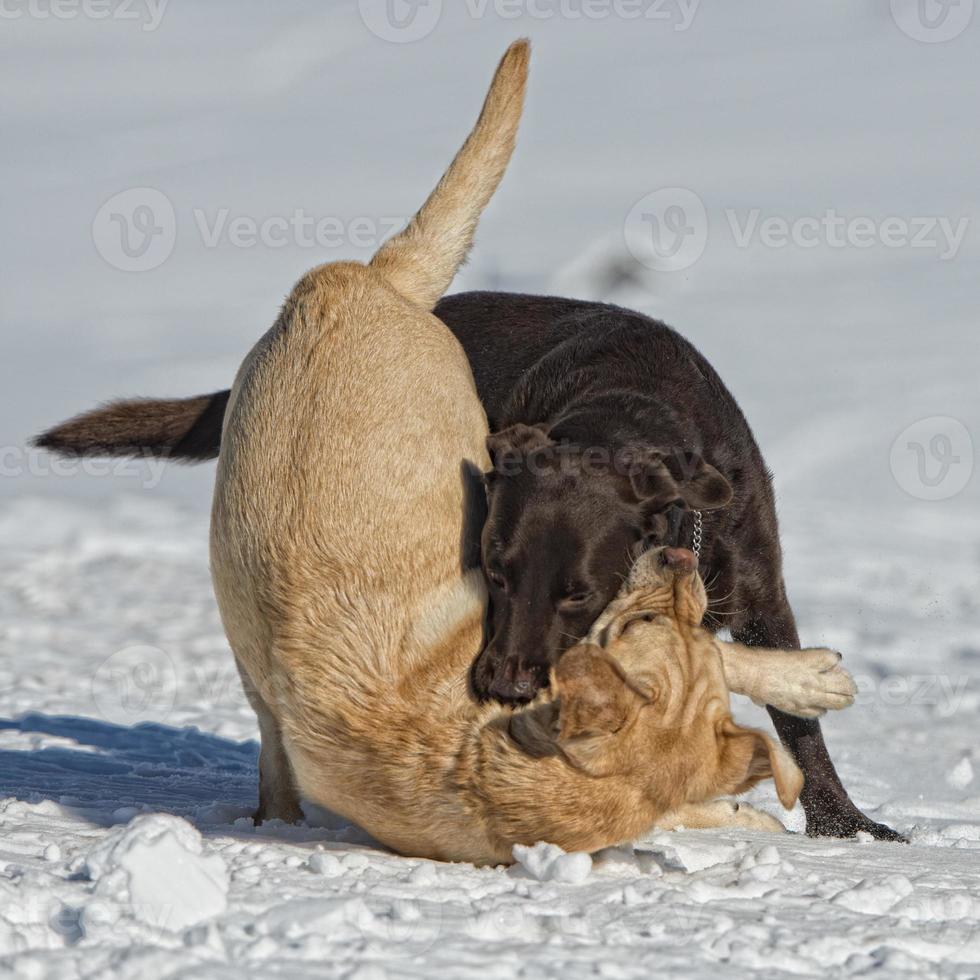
[692,510,704,559]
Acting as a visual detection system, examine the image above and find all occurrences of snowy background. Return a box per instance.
[2,1,979,976]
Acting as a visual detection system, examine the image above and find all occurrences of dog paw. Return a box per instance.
[653,799,786,833]
[729,802,787,833]
[803,797,909,843]
[767,648,857,718]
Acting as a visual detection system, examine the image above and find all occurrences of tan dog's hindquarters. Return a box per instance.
[211,41,530,836]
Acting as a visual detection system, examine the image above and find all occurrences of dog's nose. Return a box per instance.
[488,663,544,704]
[661,547,698,575]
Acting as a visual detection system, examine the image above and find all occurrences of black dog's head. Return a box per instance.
[471,423,732,703]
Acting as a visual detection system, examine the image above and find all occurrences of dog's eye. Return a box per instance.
[558,591,593,609]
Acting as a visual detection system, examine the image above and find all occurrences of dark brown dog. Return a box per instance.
[35,290,903,841]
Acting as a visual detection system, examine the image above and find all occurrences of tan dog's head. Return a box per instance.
[588,545,709,643]
[512,547,803,810]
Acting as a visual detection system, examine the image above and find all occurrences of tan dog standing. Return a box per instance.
[209,42,855,865]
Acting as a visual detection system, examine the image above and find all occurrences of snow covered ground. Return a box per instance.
[2,2,979,977]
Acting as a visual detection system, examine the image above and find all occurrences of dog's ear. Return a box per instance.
[623,448,732,513]
[719,719,804,810]
[553,645,648,776]
[664,450,733,511]
[486,424,554,469]
[509,702,560,758]
[621,448,678,510]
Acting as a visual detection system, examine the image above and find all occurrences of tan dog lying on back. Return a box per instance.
[457,544,857,863]
[210,42,855,866]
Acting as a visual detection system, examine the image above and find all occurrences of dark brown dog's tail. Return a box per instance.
[33,391,230,462]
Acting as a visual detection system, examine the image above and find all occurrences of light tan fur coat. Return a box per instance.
[209,42,855,866]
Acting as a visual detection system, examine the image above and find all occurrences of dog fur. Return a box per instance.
[32,78,903,844]
[33,292,900,843]
[195,43,860,863]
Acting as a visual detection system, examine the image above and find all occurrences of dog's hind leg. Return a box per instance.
[254,707,304,826]
[731,600,905,842]
[237,664,304,825]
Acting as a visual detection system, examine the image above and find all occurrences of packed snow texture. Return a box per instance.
[2,2,979,977]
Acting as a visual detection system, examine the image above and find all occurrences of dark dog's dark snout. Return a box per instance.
[661,547,698,576]
[489,666,541,703]
[475,646,547,704]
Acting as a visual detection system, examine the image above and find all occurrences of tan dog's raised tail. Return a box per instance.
[210,43,852,865]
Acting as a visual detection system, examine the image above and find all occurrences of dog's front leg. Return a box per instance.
[732,608,906,843]
[717,641,856,718]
